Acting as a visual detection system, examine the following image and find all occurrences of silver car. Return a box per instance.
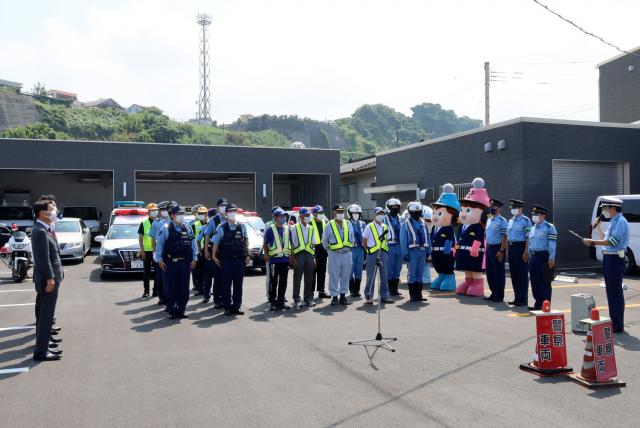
[55,217,92,261]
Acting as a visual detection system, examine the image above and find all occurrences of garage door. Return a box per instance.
[552,160,628,266]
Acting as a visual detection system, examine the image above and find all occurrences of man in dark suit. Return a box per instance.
[32,199,64,361]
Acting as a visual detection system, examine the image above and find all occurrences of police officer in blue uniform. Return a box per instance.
[506,199,532,307]
[149,200,171,306]
[383,198,403,296]
[400,201,430,302]
[526,205,557,310]
[211,204,250,316]
[204,199,228,308]
[484,199,508,302]
[154,205,198,319]
[347,204,366,297]
[582,197,629,333]
[198,207,217,304]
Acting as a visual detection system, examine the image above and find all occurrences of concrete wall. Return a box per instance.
[599,51,640,123]
[136,181,255,210]
[0,138,340,219]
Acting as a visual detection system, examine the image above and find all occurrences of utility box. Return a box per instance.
[571,293,596,333]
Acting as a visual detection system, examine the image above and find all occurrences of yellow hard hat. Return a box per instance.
[146,203,158,211]
[197,206,208,214]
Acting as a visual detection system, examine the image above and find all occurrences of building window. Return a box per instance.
[340,183,358,203]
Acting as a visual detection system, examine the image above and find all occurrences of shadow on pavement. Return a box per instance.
[396,300,429,311]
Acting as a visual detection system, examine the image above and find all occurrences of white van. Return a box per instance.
[590,194,640,274]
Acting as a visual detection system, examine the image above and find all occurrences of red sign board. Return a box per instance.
[591,320,617,382]
[535,313,568,369]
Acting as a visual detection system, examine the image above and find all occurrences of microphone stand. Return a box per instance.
[348,229,397,352]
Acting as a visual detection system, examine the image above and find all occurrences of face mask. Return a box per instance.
[197,214,205,221]
[336,213,344,220]
[227,213,237,222]
[150,210,158,218]
[351,213,360,221]
[510,208,520,217]
[219,206,226,214]
[375,215,384,223]
[175,215,185,223]
[302,216,310,224]
[390,207,400,215]
[602,210,612,219]
[532,215,542,224]
[160,211,169,218]
[276,216,286,225]
[410,212,421,220]
[49,210,59,223]
[489,208,497,215]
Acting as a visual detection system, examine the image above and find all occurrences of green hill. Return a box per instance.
[0,94,482,163]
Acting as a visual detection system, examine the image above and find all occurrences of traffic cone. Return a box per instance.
[566,309,626,388]
[520,300,573,376]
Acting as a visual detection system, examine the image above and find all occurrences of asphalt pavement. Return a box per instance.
[1,254,639,427]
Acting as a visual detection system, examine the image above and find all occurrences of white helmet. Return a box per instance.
[347,203,362,214]
[386,198,401,208]
[422,205,433,220]
[407,201,423,212]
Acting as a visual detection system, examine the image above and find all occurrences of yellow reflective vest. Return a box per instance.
[268,224,291,257]
[367,222,389,254]
[141,218,153,252]
[292,223,317,255]
[328,219,353,251]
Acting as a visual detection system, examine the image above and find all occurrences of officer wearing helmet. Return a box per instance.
[149,200,172,305]
[204,198,229,308]
[400,201,430,302]
[190,205,209,296]
[154,205,198,319]
[138,203,158,298]
[347,203,366,297]
[383,198,403,296]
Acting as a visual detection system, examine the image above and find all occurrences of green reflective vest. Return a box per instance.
[368,222,389,254]
[193,220,204,247]
[142,218,153,252]
[268,224,291,257]
[310,218,326,247]
[293,223,316,255]
[328,220,353,251]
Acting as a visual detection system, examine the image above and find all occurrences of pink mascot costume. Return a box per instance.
[455,177,490,297]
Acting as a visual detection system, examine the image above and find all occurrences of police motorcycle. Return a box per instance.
[0,223,33,283]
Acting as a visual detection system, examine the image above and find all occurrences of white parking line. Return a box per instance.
[0,367,30,375]
[0,303,35,307]
[0,326,35,331]
[0,289,34,293]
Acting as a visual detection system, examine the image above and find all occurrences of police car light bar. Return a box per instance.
[292,207,301,212]
[114,208,148,216]
[114,201,145,208]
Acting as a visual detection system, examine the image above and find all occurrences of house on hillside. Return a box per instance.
[83,98,124,110]
[48,89,78,102]
[0,79,23,94]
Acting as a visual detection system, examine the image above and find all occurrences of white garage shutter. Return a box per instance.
[552,160,627,266]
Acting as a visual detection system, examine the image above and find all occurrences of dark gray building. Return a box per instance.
[0,138,339,224]
[598,46,640,123]
[372,117,640,267]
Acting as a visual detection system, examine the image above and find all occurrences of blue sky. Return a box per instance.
[1,0,638,124]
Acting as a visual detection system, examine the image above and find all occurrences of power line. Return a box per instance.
[531,0,640,59]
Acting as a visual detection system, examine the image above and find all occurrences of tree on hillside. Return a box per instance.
[30,82,48,97]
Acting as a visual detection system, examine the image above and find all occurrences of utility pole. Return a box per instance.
[396,119,400,147]
[484,61,490,126]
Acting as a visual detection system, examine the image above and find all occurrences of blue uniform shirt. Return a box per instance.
[212,222,246,246]
[486,215,508,245]
[603,213,629,252]
[149,217,170,239]
[507,214,532,242]
[350,219,365,247]
[153,221,198,263]
[383,215,402,245]
[528,220,557,260]
[263,225,291,263]
[400,218,430,257]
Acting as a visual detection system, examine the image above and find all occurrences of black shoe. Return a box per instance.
[50,330,60,336]
[380,298,395,304]
[483,295,494,301]
[142,291,150,298]
[48,342,59,349]
[47,348,63,355]
[201,297,210,304]
[528,306,542,311]
[232,309,244,315]
[318,292,331,299]
[514,302,528,307]
[279,304,291,310]
[34,352,61,361]
[178,313,189,319]
[224,309,233,316]
[50,336,62,344]
[507,300,517,305]
[51,326,62,333]
[339,295,351,305]
[330,297,339,306]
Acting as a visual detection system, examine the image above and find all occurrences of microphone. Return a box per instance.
[380,229,389,239]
